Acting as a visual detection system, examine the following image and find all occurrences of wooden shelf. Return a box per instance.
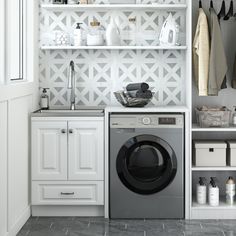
[192,123,236,132]
[41,4,187,11]
[41,45,187,50]
[192,166,236,171]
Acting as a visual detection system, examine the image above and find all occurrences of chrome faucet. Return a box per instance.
[68,60,76,110]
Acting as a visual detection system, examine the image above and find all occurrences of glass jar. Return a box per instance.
[54,31,70,46]
[127,17,137,46]
[86,21,105,46]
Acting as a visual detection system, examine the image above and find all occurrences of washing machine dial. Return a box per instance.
[142,117,151,125]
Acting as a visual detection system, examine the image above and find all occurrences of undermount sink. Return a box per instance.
[32,106,105,117]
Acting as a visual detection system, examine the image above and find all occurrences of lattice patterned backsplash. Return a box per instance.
[39,0,186,106]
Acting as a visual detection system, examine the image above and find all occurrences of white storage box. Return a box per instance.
[227,141,236,166]
[193,141,227,167]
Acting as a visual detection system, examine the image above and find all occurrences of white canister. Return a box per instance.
[226,177,235,205]
[87,21,104,46]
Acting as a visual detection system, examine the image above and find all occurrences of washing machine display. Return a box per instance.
[116,134,177,195]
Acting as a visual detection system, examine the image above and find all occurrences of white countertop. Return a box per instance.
[105,105,189,113]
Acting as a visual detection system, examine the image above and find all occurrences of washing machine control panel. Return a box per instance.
[110,114,184,128]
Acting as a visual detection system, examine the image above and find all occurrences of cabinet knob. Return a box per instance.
[69,129,73,134]
[61,129,66,134]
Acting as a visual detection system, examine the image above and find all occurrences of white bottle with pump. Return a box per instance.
[226,176,235,205]
[209,177,219,207]
[74,23,83,46]
[232,106,236,126]
[196,177,207,205]
[40,88,49,110]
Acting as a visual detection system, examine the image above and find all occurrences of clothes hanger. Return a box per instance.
[199,0,202,8]
[224,0,233,20]
[210,0,214,9]
[218,0,226,19]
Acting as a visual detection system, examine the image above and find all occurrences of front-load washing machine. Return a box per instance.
[109,113,184,219]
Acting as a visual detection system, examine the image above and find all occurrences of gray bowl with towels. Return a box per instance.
[114,83,154,107]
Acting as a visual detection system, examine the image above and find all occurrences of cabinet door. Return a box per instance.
[68,120,104,181]
[32,121,68,180]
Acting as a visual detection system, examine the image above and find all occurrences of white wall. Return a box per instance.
[0,0,39,235]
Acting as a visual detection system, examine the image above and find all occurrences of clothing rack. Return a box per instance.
[199,0,235,20]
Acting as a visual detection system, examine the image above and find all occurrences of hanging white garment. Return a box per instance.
[193,8,210,96]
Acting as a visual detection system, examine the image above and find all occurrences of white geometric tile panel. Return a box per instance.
[39,49,185,106]
[39,0,186,106]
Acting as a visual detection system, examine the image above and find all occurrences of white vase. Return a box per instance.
[106,17,120,46]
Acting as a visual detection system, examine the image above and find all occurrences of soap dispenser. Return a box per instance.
[74,23,83,46]
[209,177,219,206]
[226,176,235,205]
[232,106,236,126]
[40,88,49,110]
[196,177,207,205]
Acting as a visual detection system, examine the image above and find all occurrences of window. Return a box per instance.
[6,0,26,82]
[0,0,5,84]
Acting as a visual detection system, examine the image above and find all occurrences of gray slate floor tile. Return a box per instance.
[17,218,236,236]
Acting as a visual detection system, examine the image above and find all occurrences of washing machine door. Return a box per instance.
[116,134,177,195]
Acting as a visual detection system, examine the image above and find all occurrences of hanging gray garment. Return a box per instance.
[208,8,228,96]
[221,18,236,89]
[232,54,236,88]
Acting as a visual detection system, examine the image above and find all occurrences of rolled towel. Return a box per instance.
[128,90,153,99]
[126,83,149,92]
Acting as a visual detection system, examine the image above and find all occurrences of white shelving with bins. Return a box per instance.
[191,126,236,219]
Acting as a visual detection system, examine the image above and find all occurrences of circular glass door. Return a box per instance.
[116,134,177,195]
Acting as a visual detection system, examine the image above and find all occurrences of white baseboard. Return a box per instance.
[32,205,104,217]
[7,206,31,236]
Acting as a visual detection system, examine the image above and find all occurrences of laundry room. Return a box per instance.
[1,0,236,236]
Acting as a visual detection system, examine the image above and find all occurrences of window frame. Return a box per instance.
[6,0,27,84]
[0,0,5,85]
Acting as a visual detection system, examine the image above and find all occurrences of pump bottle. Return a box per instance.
[226,176,235,205]
[40,88,49,110]
[74,23,83,46]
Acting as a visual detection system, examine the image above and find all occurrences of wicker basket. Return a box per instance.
[195,108,231,128]
[114,91,154,107]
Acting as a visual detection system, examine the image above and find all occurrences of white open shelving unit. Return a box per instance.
[191,124,236,219]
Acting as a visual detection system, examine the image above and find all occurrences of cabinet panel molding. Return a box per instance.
[68,120,104,181]
[32,121,68,180]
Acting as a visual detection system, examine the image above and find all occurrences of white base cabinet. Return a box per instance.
[31,117,104,216]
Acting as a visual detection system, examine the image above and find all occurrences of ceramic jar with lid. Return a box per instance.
[87,21,105,46]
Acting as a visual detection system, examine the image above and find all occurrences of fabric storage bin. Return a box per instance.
[193,141,227,167]
[195,107,231,128]
[227,141,236,166]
